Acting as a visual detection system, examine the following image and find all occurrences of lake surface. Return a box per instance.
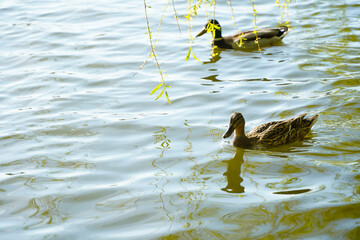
[0,0,359,239]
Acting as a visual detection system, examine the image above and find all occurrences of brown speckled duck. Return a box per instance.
[196,19,289,50]
[223,112,319,148]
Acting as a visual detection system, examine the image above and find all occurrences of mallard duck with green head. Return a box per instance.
[223,112,319,148]
[196,19,289,49]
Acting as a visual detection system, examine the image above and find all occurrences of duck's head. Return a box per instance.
[196,19,222,39]
[223,112,245,138]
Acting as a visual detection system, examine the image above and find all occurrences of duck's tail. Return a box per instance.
[305,114,319,129]
[296,114,319,140]
[291,113,318,131]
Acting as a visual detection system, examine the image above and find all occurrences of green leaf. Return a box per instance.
[185,47,191,61]
[155,88,165,100]
[191,51,202,63]
[165,91,171,104]
[150,82,163,95]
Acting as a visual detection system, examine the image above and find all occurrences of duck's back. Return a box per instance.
[230,27,289,49]
[247,113,318,147]
[247,120,281,137]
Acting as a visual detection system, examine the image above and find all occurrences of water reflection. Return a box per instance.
[1,0,360,238]
[151,125,174,230]
[201,74,221,82]
[153,126,171,159]
[151,121,213,236]
[222,149,245,193]
[160,142,360,239]
[151,126,171,184]
[221,197,360,239]
[298,1,360,77]
[21,195,66,229]
[203,48,222,64]
[273,188,311,195]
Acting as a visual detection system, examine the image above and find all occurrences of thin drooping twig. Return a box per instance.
[172,0,182,34]
[228,0,239,33]
[143,0,170,103]
[250,0,261,51]
[133,0,171,77]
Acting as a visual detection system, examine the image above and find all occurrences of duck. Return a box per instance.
[196,19,289,50]
[223,112,319,148]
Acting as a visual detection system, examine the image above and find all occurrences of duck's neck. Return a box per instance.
[233,125,252,148]
[234,123,245,136]
[213,29,222,39]
[213,35,234,49]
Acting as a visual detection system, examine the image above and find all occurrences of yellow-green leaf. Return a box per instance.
[155,88,165,100]
[150,82,163,95]
[185,47,191,61]
[191,51,202,63]
[165,91,171,104]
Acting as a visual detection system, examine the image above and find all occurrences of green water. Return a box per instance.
[0,0,359,239]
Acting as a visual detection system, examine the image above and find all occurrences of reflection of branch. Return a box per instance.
[25,195,66,229]
[151,126,175,231]
[153,127,171,158]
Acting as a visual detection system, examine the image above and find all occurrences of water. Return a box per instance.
[0,0,359,239]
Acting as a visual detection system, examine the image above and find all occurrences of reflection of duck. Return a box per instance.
[222,149,245,193]
[223,112,319,148]
[196,19,289,50]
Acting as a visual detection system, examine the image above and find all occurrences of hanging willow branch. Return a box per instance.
[184,0,205,63]
[143,0,171,103]
[276,0,292,25]
[249,0,261,51]
[228,0,239,32]
[172,0,182,34]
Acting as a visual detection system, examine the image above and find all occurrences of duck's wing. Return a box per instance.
[232,27,288,42]
[231,30,257,42]
[259,113,308,147]
[247,120,282,137]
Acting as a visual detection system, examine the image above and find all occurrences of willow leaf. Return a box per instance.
[155,88,165,100]
[185,47,192,61]
[150,82,163,95]
[165,91,171,104]
[191,51,201,63]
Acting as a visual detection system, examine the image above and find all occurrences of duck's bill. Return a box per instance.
[222,126,234,138]
[196,28,207,37]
